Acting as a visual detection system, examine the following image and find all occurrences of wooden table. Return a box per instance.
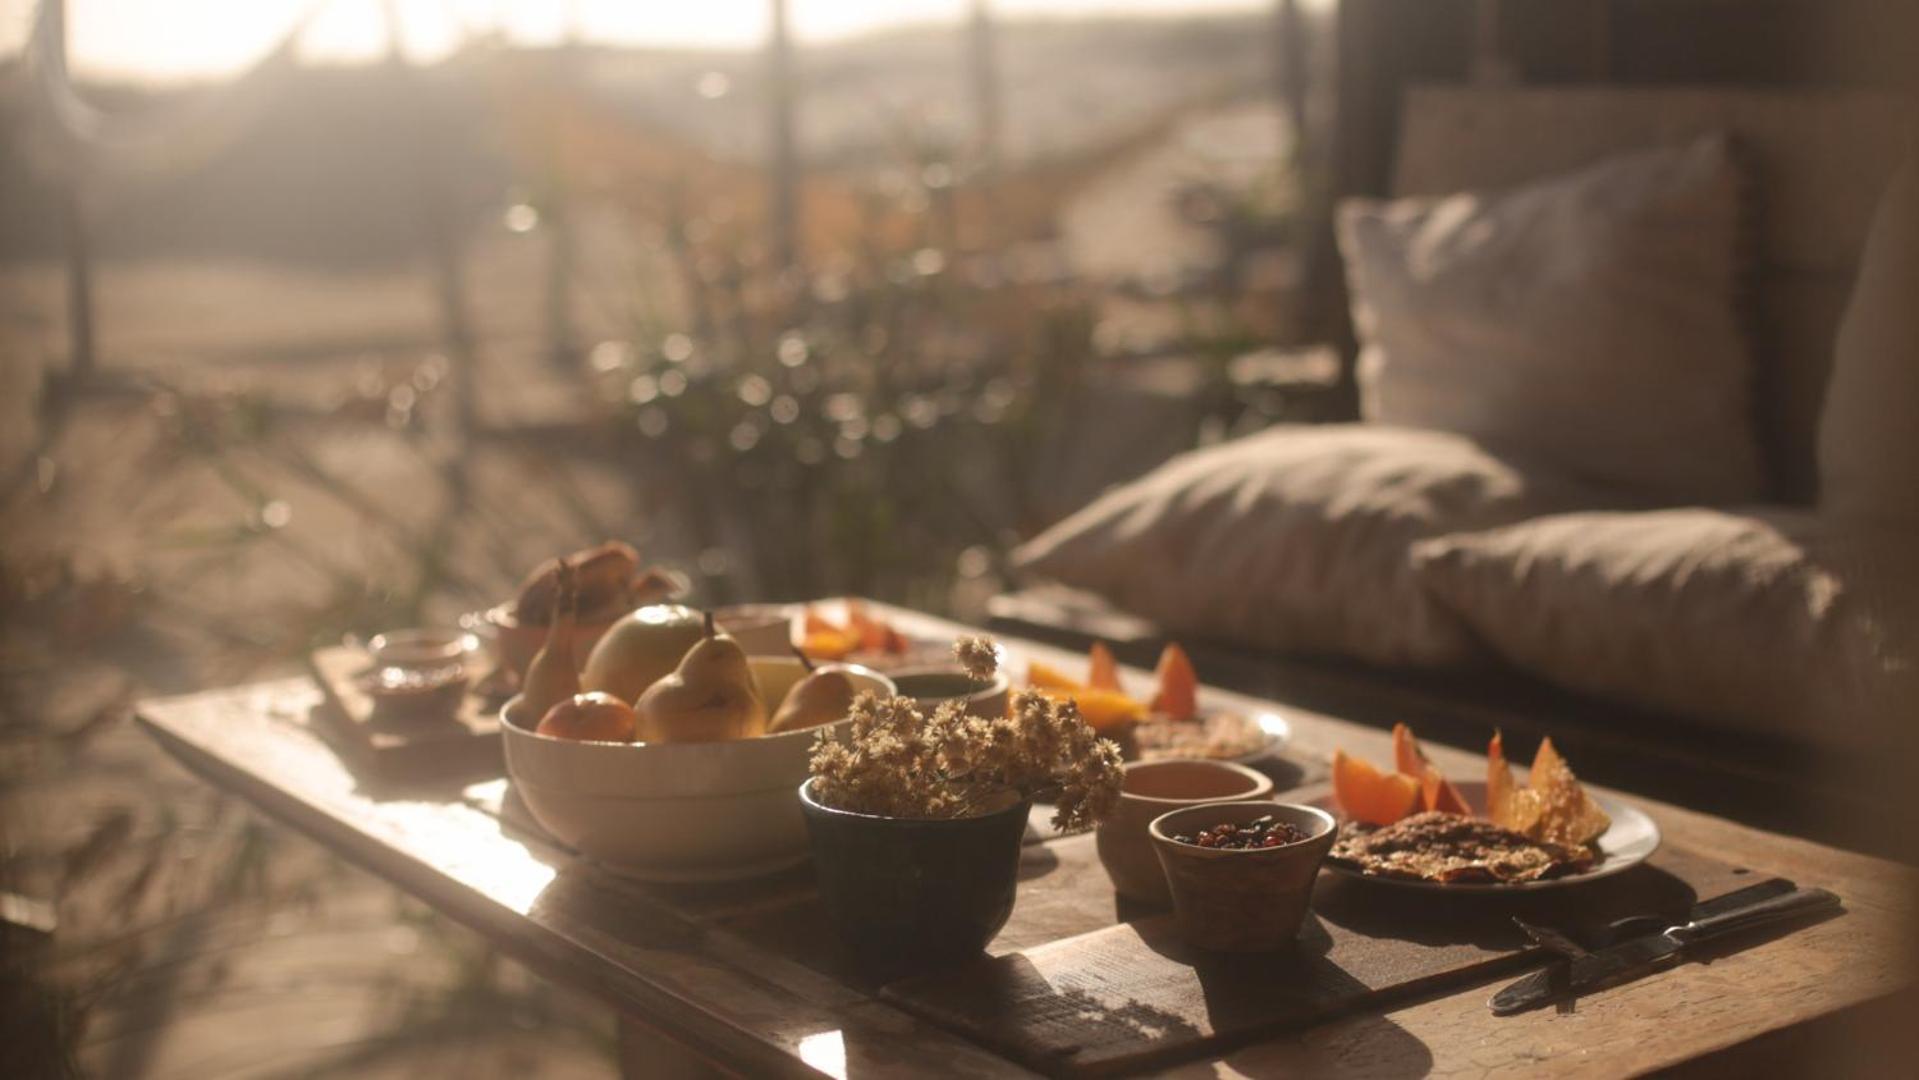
[136,602,1914,1077]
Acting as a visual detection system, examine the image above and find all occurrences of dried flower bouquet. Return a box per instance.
[808,636,1125,831]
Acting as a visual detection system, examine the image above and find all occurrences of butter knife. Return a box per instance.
[1490,886,1842,1015]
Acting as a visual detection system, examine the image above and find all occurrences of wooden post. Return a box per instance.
[544,44,578,370]
[767,0,801,280]
[1471,0,1517,86]
[48,0,96,383]
[967,0,1003,181]
[382,0,479,458]
[544,200,577,369]
[1275,0,1308,166]
[59,184,96,383]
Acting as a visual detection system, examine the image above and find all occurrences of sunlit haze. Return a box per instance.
[13,0,1297,83]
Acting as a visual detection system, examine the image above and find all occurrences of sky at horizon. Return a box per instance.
[4,0,1308,84]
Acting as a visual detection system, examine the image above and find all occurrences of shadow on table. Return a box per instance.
[882,916,1438,1075]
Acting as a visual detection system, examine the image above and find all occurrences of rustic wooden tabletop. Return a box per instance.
[135,602,1915,1078]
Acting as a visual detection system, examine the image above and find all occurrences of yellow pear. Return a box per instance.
[520,564,581,721]
[767,651,857,735]
[580,604,706,704]
[635,613,766,743]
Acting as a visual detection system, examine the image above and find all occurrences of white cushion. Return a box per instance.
[1011,425,1617,668]
[1411,508,1908,748]
[1819,142,1919,524]
[1338,134,1765,504]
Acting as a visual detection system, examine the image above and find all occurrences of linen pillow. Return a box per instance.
[1010,424,1618,668]
[1338,134,1764,505]
[1411,508,1908,748]
[1818,142,1919,525]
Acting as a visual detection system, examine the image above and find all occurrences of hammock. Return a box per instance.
[22,0,324,189]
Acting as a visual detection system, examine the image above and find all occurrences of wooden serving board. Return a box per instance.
[882,846,1759,1078]
[307,645,503,778]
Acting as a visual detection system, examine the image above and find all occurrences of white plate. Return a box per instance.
[1313,780,1660,893]
[1134,710,1290,764]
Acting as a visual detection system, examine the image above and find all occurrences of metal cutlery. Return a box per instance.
[1491,884,1842,1015]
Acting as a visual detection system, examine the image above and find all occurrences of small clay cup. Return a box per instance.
[889,666,1011,719]
[1095,759,1274,905]
[486,603,621,680]
[1149,801,1337,952]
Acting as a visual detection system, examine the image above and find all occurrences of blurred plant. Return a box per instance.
[565,138,1123,606]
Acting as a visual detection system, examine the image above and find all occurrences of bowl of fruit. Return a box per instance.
[500,596,893,882]
[485,542,687,680]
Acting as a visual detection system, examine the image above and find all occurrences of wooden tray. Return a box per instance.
[307,645,502,778]
[879,845,1759,1077]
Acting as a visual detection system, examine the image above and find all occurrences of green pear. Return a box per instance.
[520,564,581,721]
[635,613,767,743]
[580,604,706,704]
[767,650,857,735]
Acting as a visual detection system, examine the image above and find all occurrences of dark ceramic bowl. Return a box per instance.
[798,777,1030,979]
[1149,801,1337,952]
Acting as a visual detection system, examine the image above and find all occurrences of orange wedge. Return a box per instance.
[1036,686,1146,733]
[844,601,890,652]
[1487,731,1542,836]
[1149,642,1199,721]
[1392,723,1471,815]
[1333,750,1422,826]
[803,608,840,637]
[1028,659,1085,691]
[1391,723,1424,777]
[1421,770,1472,817]
[1087,642,1121,692]
[800,629,856,662]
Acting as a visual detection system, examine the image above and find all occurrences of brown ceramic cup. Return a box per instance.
[1148,801,1337,952]
[1095,760,1275,905]
[889,667,1011,719]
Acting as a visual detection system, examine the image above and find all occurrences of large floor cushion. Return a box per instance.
[1339,134,1765,504]
[1820,141,1919,526]
[1011,424,1618,668]
[1411,507,1911,748]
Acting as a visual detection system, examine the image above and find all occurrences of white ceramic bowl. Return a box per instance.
[500,661,893,882]
[714,605,797,656]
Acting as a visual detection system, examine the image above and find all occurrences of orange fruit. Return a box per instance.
[1421,770,1473,817]
[803,608,841,637]
[1087,641,1121,691]
[1149,642,1198,721]
[1392,723,1471,815]
[1027,659,1084,691]
[801,629,856,661]
[1332,749,1421,826]
[842,600,897,652]
[537,692,638,742]
[1036,686,1146,733]
[1391,722,1424,777]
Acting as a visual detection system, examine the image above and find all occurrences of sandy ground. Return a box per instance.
[2,235,650,1077]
